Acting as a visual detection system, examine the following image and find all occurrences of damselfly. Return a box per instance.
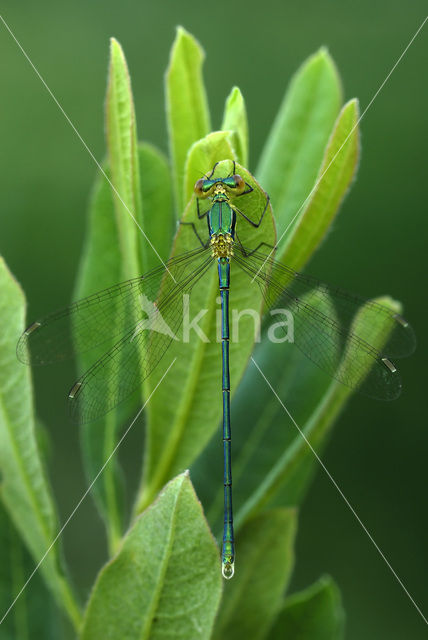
[17,160,415,579]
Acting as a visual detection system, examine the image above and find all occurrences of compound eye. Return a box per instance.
[194,178,205,197]
[233,174,245,193]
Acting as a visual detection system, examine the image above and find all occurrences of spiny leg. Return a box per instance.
[179,221,210,248]
[235,232,276,257]
[233,192,270,228]
[196,197,211,220]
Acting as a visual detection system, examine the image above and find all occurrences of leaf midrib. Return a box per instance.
[139,477,183,640]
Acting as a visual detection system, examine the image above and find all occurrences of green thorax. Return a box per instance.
[208,193,236,238]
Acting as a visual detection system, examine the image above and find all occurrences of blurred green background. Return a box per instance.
[1,1,426,638]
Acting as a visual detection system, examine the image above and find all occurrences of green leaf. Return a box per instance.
[138,142,174,271]
[73,163,126,552]
[256,48,342,253]
[213,508,296,640]
[74,142,173,551]
[267,575,345,640]
[106,37,143,277]
[0,503,62,639]
[136,158,276,515]
[280,99,360,271]
[234,296,403,526]
[221,86,249,167]
[166,27,211,213]
[81,472,222,640]
[0,257,81,629]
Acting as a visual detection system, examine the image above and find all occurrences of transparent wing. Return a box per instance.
[69,252,214,423]
[17,247,210,365]
[233,247,416,400]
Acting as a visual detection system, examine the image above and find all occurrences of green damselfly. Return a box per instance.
[17,160,415,579]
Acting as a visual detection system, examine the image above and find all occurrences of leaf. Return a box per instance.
[234,296,403,527]
[73,163,126,552]
[166,27,211,213]
[0,257,81,629]
[81,472,222,640]
[221,87,249,167]
[212,508,296,640]
[0,502,62,639]
[136,158,276,515]
[280,99,360,271]
[256,48,342,254]
[106,37,143,277]
[267,575,345,640]
[138,142,174,271]
[74,142,173,551]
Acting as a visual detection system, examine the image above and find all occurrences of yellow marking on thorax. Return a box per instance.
[210,233,234,258]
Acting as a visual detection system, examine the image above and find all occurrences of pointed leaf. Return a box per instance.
[280,99,360,270]
[267,575,345,639]
[166,27,211,213]
[213,508,296,640]
[0,257,81,629]
[138,142,174,270]
[106,37,143,277]
[74,143,173,550]
[256,48,341,251]
[73,163,126,551]
[81,473,222,640]
[221,87,249,166]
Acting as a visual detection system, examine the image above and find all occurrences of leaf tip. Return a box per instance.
[228,85,242,99]
[310,45,332,66]
[308,46,342,101]
[173,25,203,54]
[342,97,359,117]
[109,37,124,58]
[107,37,130,83]
[175,24,188,37]
[317,44,330,56]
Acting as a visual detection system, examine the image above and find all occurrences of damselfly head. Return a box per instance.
[194,171,247,198]
[218,174,246,196]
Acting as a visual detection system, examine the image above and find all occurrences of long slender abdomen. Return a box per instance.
[218,256,234,579]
